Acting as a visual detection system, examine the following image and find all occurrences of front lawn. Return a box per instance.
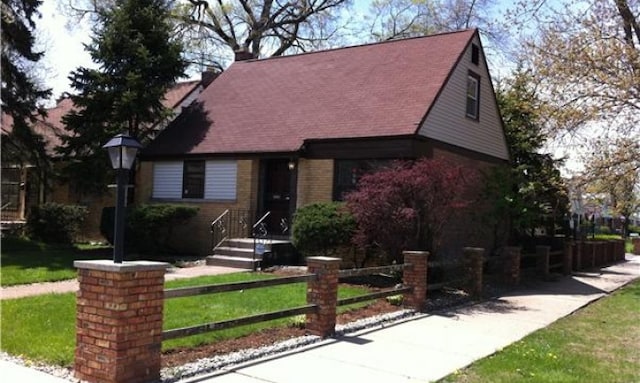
[0,237,111,286]
[439,279,640,383]
[1,273,370,366]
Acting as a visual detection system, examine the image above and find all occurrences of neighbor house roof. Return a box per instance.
[143,29,478,157]
[1,80,202,156]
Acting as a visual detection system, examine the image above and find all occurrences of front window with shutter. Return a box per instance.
[152,160,237,201]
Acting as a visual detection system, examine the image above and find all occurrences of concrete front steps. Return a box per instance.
[206,238,291,269]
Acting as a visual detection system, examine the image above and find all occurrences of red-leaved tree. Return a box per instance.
[345,158,476,263]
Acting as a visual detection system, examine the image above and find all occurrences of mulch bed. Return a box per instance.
[161,268,401,368]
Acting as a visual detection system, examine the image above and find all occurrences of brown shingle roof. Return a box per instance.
[143,29,476,157]
[1,80,201,156]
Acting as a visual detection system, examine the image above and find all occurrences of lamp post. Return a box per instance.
[103,133,142,263]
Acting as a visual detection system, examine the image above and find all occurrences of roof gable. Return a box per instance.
[1,81,201,156]
[417,33,509,160]
[144,29,478,157]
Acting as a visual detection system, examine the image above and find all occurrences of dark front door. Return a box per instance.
[260,159,293,236]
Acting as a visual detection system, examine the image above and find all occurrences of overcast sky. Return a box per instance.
[37,1,93,102]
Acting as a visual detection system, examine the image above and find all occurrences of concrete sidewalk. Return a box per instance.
[0,264,245,300]
[1,255,638,383]
[179,254,640,383]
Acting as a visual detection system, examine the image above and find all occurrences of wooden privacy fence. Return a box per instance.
[571,240,626,270]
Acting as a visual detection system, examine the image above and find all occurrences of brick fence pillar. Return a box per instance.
[562,241,573,275]
[503,246,521,286]
[306,256,340,337]
[464,247,484,298]
[74,260,168,383]
[402,251,428,311]
[536,246,550,279]
[573,241,583,270]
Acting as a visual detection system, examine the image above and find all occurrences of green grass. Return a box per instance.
[1,273,370,366]
[1,237,111,286]
[439,280,640,383]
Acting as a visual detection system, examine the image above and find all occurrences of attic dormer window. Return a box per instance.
[466,72,480,120]
[471,44,480,65]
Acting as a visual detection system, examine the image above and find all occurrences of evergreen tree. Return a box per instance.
[58,0,186,194]
[1,0,52,170]
[486,68,569,244]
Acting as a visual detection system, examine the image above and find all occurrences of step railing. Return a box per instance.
[211,209,292,255]
[211,209,256,251]
[251,211,271,270]
[210,209,229,251]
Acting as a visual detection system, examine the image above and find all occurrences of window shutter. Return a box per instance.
[152,162,183,199]
[205,160,237,200]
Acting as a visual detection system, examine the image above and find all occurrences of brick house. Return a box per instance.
[139,29,510,260]
[1,77,212,238]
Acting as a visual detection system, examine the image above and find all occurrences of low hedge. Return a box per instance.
[291,202,355,257]
[100,204,198,256]
[26,203,88,244]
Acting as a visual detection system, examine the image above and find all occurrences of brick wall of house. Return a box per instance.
[135,161,153,204]
[296,159,334,208]
[431,147,507,258]
[48,167,113,242]
[137,159,258,256]
[76,193,114,242]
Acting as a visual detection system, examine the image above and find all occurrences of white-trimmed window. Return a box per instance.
[152,160,237,200]
[466,72,480,120]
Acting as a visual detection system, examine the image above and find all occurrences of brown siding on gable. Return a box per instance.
[296,159,334,208]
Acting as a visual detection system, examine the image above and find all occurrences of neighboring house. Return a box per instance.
[1,75,214,238]
[139,29,510,259]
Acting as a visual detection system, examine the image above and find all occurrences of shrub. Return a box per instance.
[26,203,88,244]
[628,225,640,234]
[597,225,611,235]
[100,204,198,255]
[291,202,356,257]
[345,158,476,263]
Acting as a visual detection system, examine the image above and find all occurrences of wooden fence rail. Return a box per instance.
[338,264,408,279]
[161,253,429,343]
[163,305,318,341]
[337,287,412,307]
[164,274,315,299]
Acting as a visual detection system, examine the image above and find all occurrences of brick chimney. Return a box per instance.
[201,67,220,88]
[234,48,256,62]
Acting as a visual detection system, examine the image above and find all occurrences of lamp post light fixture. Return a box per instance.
[103,133,142,263]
